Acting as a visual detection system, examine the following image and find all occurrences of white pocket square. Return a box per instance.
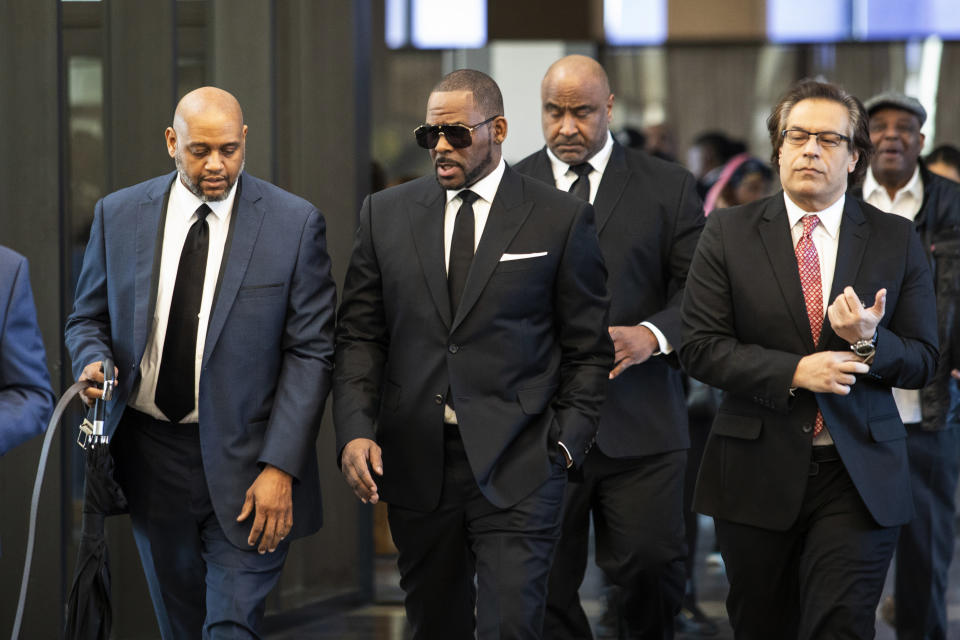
[500,251,548,262]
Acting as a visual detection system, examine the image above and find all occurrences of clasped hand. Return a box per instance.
[826,286,885,344]
[792,287,885,395]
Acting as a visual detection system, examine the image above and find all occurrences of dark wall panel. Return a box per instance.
[0,0,64,637]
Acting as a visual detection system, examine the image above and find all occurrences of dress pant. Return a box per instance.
[543,447,687,640]
[717,447,900,640]
[894,424,960,640]
[682,416,712,602]
[387,424,567,640]
[112,408,290,640]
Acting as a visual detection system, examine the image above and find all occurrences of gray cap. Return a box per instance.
[864,91,926,126]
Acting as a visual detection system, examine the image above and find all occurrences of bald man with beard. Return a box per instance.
[66,87,336,639]
[515,56,704,639]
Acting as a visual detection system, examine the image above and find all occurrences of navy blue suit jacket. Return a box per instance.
[65,172,336,547]
[0,247,54,455]
[681,194,938,529]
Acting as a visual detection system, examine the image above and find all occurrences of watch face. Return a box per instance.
[853,343,875,357]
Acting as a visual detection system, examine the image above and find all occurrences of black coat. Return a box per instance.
[514,143,704,457]
[852,162,960,430]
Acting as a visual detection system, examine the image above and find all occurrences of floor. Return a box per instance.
[264,515,960,639]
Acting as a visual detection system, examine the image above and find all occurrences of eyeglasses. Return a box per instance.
[414,115,500,149]
[781,128,851,149]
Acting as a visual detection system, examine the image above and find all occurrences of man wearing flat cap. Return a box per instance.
[853,90,960,640]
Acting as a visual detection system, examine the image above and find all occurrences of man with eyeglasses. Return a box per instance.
[514,55,704,639]
[680,79,938,638]
[852,92,960,640]
[334,69,612,639]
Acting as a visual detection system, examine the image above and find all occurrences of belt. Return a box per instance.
[809,444,840,476]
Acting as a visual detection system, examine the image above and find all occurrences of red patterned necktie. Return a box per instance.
[796,214,825,436]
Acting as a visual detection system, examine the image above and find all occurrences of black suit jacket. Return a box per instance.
[680,193,938,530]
[514,143,703,457]
[333,166,613,512]
[852,163,960,430]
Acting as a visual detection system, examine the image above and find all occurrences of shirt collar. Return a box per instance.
[446,157,506,205]
[546,131,615,184]
[170,172,239,220]
[863,165,923,203]
[784,191,844,240]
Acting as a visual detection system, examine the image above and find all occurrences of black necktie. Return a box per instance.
[568,162,593,202]
[155,203,211,423]
[448,190,478,316]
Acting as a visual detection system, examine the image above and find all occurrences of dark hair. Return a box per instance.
[693,131,746,165]
[730,157,773,188]
[926,144,960,172]
[766,79,872,187]
[432,69,504,120]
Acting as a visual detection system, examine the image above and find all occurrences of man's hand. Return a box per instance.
[827,286,885,344]
[608,325,659,379]
[237,464,293,553]
[78,360,118,407]
[792,351,871,395]
[341,438,383,504]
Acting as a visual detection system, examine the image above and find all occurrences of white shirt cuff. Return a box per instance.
[639,321,672,355]
[557,441,573,468]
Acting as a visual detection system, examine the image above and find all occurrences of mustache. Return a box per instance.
[434,155,462,167]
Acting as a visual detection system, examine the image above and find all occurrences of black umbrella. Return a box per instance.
[63,359,127,640]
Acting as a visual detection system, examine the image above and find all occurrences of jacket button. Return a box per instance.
[448,344,459,354]
[434,394,443,405]
[801,423,813,433]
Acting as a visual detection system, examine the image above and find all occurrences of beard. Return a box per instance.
[175,152,244,202]
[434,145,493,190]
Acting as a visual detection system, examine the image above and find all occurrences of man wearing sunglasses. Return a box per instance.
[514,55,705,639]
[680,79,938,638]
[334,69,613,639]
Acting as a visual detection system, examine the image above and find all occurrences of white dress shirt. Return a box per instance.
[785,191,845,445]
[442,158,506,426]
[545,131,672,355]
[129,176,237,422]
[443,158,506,272]
[863,166,924,424]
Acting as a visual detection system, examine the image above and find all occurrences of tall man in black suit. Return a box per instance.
[514,55,703,639]
[680,79,939,639]
[334,69,613,639]
[854,91,960,640]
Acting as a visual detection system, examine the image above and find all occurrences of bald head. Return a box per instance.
[165,86,247,202]
[172,86,244,136]
[542,55,611,99]
[540,55,614,165]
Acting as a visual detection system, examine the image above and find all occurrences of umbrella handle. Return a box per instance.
[10,380,91,640]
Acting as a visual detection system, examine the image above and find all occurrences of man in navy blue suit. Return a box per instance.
[0,246,54,455]
[65,87,336,639]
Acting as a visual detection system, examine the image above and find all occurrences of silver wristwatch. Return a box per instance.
[851,331,877,364]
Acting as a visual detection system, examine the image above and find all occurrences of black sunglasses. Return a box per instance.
[413,115,500,149]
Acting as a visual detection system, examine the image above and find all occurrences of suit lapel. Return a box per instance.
[525,148,554,186]
[408,184,452,329]
[592,143,629,233]
[452,168,532,331]
[821,197,869,348]
[134,175,175,362]
[758,195,817,350]
[203,174,265,365]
